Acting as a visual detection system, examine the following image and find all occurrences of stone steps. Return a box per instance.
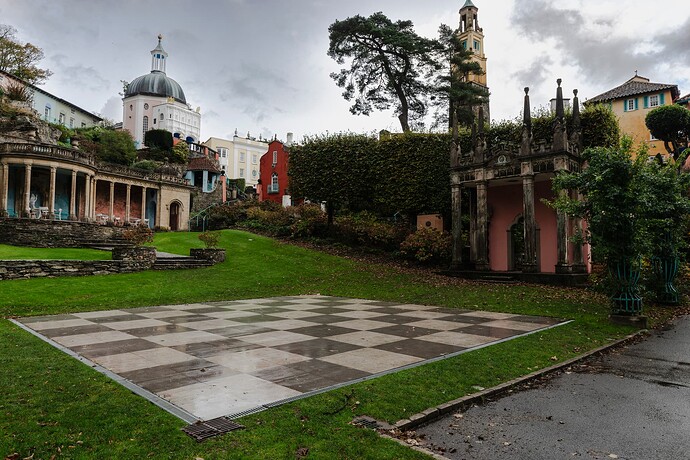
[152,257,214,270]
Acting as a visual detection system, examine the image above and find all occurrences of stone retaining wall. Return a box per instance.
[0,219,127,248]
[0,259,154,281]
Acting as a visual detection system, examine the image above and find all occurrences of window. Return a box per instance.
[70,108,75,114]
[218,147,227,158]
[239,168,244,178]
[269,173,279,193]
[461,40,467,50]
[160,113,164,121]
[59,112,65,124]
[81,122,86,128]
[240,152,246,162]
[473,40,480,51]
[44,105,51,120]
[144,103,149,110]
[153,118,156,125]
[143,115,149,135]
[272,151,278,164]
[625,99,636,111]
[649,95,659,108]
[69,118,74,128]
[252,154,257,164]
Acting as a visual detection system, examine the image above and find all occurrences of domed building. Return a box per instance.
[122,36,201,148]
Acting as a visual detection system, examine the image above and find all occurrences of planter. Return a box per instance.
[112,246,157,266]
[190,248,226,264]
[610,258,642,315]
[653,255,680,305]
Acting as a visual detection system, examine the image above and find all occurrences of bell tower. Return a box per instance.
[457,0,489,122]
[150,34,168,73]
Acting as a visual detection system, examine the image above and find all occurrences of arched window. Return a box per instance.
[142,116,149,136]
[270,173,279,193]
[160,113,164,122]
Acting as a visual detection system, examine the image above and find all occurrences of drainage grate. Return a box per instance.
[352,416,391,430]
[182,417,244,442]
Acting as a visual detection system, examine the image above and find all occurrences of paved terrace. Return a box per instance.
[14,296,566,422]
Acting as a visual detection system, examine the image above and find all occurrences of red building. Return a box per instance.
[259,139,290,205]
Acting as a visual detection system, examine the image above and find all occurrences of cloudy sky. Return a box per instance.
[1,0,688,143]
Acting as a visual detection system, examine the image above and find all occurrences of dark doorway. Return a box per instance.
[509,217,525,271]
[169,201,180,231]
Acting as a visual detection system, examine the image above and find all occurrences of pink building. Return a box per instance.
[451,80,590,282]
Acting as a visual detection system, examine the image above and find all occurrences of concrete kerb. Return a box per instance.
[390,329,647,432]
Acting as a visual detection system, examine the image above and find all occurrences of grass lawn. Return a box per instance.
[0,244,111,261]
[0,230,648,459]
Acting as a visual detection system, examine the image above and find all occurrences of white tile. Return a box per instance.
[73,310,132,319]
[417,331,497,347]
[160,374,301,420]
[101,319,170,331]
[93,347,195,373]
[53,330,137,347]
[333,311,387,319]
[236,331,312,347]
[28,318,94,331]
[480,320,544,331]
[206,348,309,373]
[143,331,227,346]
[406,319,464,331]
[329,330,404,347]
[138,310,196,319]
[320,348,421,374]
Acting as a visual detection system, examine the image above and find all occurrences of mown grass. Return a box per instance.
[0,230,641,459]
[0,244,111,261]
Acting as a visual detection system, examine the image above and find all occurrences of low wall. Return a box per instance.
[0,259,153,281]
[0,219,127,248]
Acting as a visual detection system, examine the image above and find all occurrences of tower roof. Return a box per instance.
[124,36,187,104]
[461,0,476,9]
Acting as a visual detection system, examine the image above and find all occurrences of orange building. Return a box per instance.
[587,75,680,157]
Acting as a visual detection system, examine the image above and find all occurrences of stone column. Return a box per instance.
[23,163,32,217]
[156,188,162,228]
[555,188,570,273]
[69,170,77,220]
[49,166,57,216]
[125,184,131,223]
[109,181,115,220]
[84,174,91,221]
[475,181,490,271]
[141,187,147,221]
[522,171,538,273]
[450,173,463,269]
[1,162,8,215]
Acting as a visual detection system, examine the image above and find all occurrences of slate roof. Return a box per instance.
[678,93,690,104]
[461,0,476,8]
[587,76,679,104]
[125,71,186,104]
[187,157,221,173]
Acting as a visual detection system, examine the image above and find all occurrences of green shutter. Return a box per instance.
[660,93,666,105]
[644,96,649,108]
[634,98,639,110]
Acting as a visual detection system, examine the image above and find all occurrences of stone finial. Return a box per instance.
[570,88,582,152]
[523,87,531,127]
[555,79,565,119]
[521,87,533,156]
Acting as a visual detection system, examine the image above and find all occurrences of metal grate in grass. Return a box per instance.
[182,417,244,442]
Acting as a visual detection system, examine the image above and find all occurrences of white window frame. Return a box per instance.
[252,154,258,164]
[269,173,279,193]
[626,99,635,111]
[649,95,660,108]
[239,152,246,163]
[239,168,244,178]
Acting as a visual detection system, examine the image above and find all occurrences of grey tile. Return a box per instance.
[375,339,466,359]
[273,338,361,358]
[457,324,525,339]
[70,338,163,358]
[40,324,113,338]
[287,325,359,338]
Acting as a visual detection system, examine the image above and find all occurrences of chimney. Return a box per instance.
[286,132,294,146]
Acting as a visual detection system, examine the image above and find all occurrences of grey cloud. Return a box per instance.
[509,0,676,86]
[51,54,110,91]
[512,56,554,87]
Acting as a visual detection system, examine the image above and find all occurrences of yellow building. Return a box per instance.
[587,74,680,157]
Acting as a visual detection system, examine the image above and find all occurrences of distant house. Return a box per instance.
[677,93,690,110]
[259,138,291,206]
[204,133,266,189]
[0,69,102,129]
[586,74,680,157]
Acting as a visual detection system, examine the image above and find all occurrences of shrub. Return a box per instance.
[290,204,328,238]
[399,228,452,264]
[4,81,31,102]
[131,160,158,171]
[198,231,221,248]
[144,129,174,151]
[122,226,154,246]
[333,212,409,250]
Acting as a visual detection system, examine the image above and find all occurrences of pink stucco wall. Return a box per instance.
[486,180,558,273]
